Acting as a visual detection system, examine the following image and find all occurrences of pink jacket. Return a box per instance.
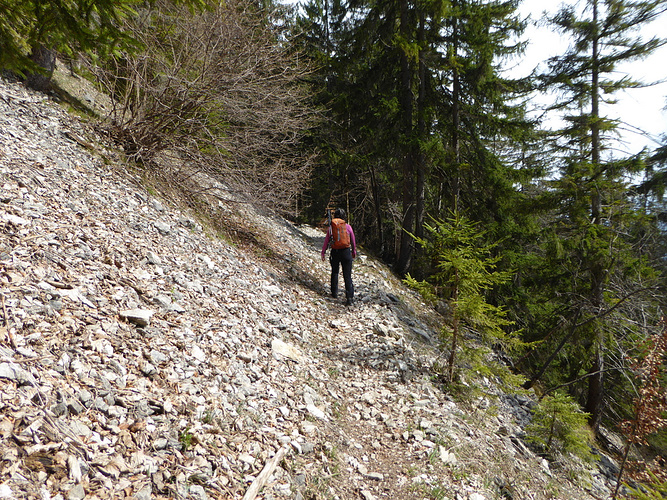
[321,224,357,258]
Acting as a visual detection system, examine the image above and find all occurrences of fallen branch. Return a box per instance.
[242,446,288,500]
[1,294,16,349]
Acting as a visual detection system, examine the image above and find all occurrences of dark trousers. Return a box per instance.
[330,247,354,300]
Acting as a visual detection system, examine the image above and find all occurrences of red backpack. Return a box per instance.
[330,218,350,249]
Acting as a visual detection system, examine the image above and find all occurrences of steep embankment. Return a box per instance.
[0,76,614,500]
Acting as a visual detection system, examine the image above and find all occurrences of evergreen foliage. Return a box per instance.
[524,0,666,431]
[1,0,138,78]
[525,392,596,462]
[405,211,521,381]
[625,473,667,500]
[295,0,534,270]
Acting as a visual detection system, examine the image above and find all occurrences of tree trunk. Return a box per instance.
[415,13,426,242]
[395,0,415,275]
[27,44,56,91]
[585,344,604,430]
[448,271,460,382]
[451,6,461,213]
[585,0,605,432]
[397,155,415,275]
[369,164,385,257]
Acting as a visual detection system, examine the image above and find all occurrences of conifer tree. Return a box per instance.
[440,0,531,218]
[297,0,535,273]
[525,392,595,461]
[535,0,665,430]
[405,212,519,381]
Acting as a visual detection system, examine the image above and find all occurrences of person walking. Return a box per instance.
[321,208,357,306]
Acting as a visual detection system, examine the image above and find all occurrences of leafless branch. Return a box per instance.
[91,0,317,215]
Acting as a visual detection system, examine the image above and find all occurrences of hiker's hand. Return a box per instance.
[321,255,325,261]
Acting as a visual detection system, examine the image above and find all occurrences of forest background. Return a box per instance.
[1,0,667,490]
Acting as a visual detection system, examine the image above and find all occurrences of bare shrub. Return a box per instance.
[93,0,317,214]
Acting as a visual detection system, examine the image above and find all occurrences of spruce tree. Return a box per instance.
[440,0,531,218]
[297,0,535,273]
[405,212,519,381]
[534,0,666,431]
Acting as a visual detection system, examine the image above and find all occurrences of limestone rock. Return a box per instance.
[119,309,154,327]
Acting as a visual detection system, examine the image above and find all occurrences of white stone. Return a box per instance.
[119,309,154,327]
[2,213,29,225]
[191,345,206,362]
[271,339,304,363]
[439,446,457,466]
[300,421,317,435]
[306,404,328,421]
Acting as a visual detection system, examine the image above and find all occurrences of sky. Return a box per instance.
[514,0,667,156]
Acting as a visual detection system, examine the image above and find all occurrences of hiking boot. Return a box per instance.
[345,298,354,306]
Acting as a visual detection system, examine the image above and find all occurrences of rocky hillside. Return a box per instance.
[0,76,619,500]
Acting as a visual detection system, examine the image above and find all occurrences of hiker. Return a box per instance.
[321,208,357,306]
